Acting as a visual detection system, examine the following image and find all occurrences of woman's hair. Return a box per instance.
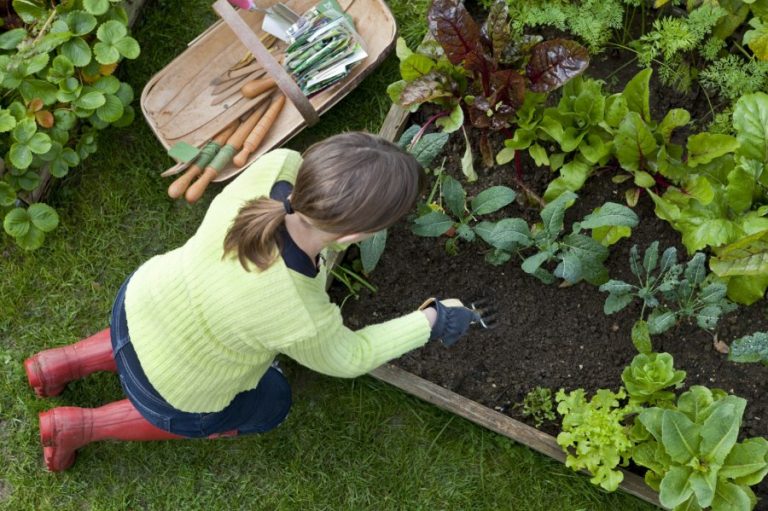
[223,131,426,271]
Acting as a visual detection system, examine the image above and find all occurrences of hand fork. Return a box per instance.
[468,299,498,329]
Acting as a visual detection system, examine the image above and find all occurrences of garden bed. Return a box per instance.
[329,46,768,509]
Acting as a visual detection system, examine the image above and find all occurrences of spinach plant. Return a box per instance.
[599,242,738,353]
[388,0,588,168]
[0,0,140,250]
[478,191,638,285]
[729,331,768,367]
[357,123,450,274]
[411,174,517,256]
[633,386,768,511]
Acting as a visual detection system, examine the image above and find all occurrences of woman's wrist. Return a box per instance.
[421,307,437,328]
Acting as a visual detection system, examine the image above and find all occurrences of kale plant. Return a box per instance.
[729,331,768,367]
[599,242,738,353]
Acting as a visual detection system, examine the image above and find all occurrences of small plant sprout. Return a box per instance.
[518,386,557,427]
[599,242,738,353]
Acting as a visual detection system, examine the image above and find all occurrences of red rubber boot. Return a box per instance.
[25,328,117,397]
[39,399,185,471]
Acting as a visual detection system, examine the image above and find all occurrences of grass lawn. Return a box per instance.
[0,0,657,509]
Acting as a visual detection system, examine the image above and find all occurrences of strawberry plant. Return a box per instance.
[599,242,738,353]
[0,0,139,250]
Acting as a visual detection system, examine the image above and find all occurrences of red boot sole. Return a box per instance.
[24,357,65,397]
[43,446,76,472]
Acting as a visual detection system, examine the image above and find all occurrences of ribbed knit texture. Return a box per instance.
[124,149,431,413]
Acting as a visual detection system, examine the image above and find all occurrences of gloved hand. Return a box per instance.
[419,298,481,347]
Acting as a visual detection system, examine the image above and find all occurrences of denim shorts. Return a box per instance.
[110,276,292,438]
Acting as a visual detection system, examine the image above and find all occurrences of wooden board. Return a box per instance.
[141,0,397,182]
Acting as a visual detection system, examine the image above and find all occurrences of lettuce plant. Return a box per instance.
[599,242,738,353]
[555,387,634,492]
[729,331,768,367]
[634,387,768,511]
[388,0,588,166]
[621,352,685,406]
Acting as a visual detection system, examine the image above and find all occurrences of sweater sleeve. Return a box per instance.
[280,305,431,378]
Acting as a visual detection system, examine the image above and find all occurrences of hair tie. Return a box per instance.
[282,198,294,215]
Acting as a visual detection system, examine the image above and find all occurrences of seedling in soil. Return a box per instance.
[599,242,738,353]
[516,386,556,428]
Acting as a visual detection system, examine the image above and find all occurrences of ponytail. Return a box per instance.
[223,197,287,271]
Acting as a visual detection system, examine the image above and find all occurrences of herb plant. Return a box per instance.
[388,0,588,167]
[599,242,738,353]
[518,386,556,427]
[0,0,140,250]
[728,331,768,367]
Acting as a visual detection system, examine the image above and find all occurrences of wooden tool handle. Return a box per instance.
[241,77,276,98]
[185,167,218,204]
[167,122,237,199]
[227,102,270,151]
[233,94,286,167]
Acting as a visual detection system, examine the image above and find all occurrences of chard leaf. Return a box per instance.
[470,186,516,215]
[428,0,482,66]
[604,94,628,128]
[725,274,768,305]
[579,202,639,229]
[615,112,657,172]
[399,71,455,108]
[733,92,768,164]
[710,229,768,277]
[687,133,739,167]
[744,17,768,61]
[726,167,756,213]
[435,103,464,133]
[543,158,592,202]
[622,68,652,123]
[526,39,589,92]
[400,53,436,81]
[661,410,701,464]
[475,218,532,251]
[591,224,631,247]
[482,0,510,61]
[659,108,691,144]
[461,127,477,181]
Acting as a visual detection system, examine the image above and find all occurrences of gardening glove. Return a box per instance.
[419,298,481,347]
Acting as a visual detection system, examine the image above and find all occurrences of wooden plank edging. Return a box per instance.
[370,364,661,508]
[370,100,661,509]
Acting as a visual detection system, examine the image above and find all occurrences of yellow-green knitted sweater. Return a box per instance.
[124,149,430,413]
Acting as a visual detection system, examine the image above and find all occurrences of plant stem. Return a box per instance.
[32,8,57,47]
[407,110,450,152]
[333,264,377,294]
[512,152,546,208]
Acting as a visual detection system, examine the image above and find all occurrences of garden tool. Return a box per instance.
[468,299,498,329]
[185,100,271,203]
[167,121,238,199]
[227,0,307,41]
[39,399,239,472]
[232,92,285,166]
[24,328,116,397]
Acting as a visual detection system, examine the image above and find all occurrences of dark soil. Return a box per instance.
[329,49,768,506]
